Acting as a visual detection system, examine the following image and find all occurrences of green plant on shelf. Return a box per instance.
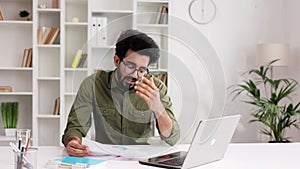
[18,10,30,21]
[1,102,19,129]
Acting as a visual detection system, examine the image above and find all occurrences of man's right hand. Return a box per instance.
[66,136,90,157]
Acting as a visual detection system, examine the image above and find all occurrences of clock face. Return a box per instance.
[189,0,216,24]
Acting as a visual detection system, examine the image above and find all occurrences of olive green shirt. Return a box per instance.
[62,70,180,146]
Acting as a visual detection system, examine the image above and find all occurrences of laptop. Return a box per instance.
[139,115,241,169]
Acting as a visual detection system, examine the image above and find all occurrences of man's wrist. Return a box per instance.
[65,135,81,146]
[154,103,166,117]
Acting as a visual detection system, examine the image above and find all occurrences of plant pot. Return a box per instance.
[19,17,29,21]
[4,128,16,137]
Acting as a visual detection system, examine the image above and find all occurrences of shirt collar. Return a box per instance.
[109,70,118,89]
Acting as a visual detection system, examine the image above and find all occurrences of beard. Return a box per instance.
[115,68,138,91]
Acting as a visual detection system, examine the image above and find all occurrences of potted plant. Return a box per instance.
[1,102,19,136]
[18,10,30,21]
[229,60,300,142]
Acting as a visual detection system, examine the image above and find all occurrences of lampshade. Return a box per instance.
[255,43,289,66]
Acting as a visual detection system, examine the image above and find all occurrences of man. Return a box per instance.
[62,29,180,157]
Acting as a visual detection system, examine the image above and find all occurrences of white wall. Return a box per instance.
[171,0,300,142]
[285,0,300,142]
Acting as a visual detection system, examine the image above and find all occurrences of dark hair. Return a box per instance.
[115,29,160,65]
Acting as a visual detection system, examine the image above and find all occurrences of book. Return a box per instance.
[159,6,168,24]
[44,27,60,44]
[77,53,87,68]
[47,28,60,44]
[156,6,168,24]
[71,49,83,68]
[53,97,60,115]
[37,28,43,44]
[25,48,33,67]
[43,27,55,44]
[41,27,51,44]
[156,6,164,24]
[0,86,12,92]
[56,156,106,166]
[39,27,60,44]
[21,48,33,67]
[0,7,4,20]
[21,49,29,67]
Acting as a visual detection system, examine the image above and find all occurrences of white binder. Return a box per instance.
[96,17,107,47]
[91,17,98,47]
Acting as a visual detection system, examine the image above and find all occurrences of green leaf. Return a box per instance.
[12,102,18,128]
[1,103,7,128]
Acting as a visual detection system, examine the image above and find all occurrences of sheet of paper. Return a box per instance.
[82,138,175,158]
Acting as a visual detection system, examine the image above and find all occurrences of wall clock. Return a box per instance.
[188,0,217,24]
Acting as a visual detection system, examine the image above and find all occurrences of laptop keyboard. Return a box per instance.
[158,156,186,166]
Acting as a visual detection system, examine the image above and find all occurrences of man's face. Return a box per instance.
[114,49,150,91]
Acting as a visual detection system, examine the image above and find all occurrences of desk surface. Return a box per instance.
[0,143,299,169]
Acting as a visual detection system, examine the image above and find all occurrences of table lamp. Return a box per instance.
[255,43,289,79]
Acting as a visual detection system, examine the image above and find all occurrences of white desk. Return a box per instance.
[0,143,299,169]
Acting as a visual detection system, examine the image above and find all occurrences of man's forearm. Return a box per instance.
[156,110,173,138]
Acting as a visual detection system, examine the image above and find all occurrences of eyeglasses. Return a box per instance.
[121,61,149,77]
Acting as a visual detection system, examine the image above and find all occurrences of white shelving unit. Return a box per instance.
[133,0,169,77]
[0,0,170,146]
[0,0,33,144]
[32,0,62,146]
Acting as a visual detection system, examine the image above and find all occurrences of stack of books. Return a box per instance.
[156,6,168,24]
[0,86,12,92]
[71,49,87,68]
[37,27,60,44]
[0,8,4,20]
[21,48,33,67]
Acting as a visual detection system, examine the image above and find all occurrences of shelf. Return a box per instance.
[0,92,33,96]
[149,68,168,73]
[36,115,60,119]
[37,8,61,13]
[137,24,168,28]
[0,20,33,25]
[0,67,33,71]
[92,9,134,14]
[0,0,30,2]
[65,92,77,96]
[0,135,15,142]
[37,44,61,48]
[65,22,88,26]
[37,77,60,80]
[92,45,116,49]
[66,0,87,4]
[137,0,168,3]
[64,68,88,71]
